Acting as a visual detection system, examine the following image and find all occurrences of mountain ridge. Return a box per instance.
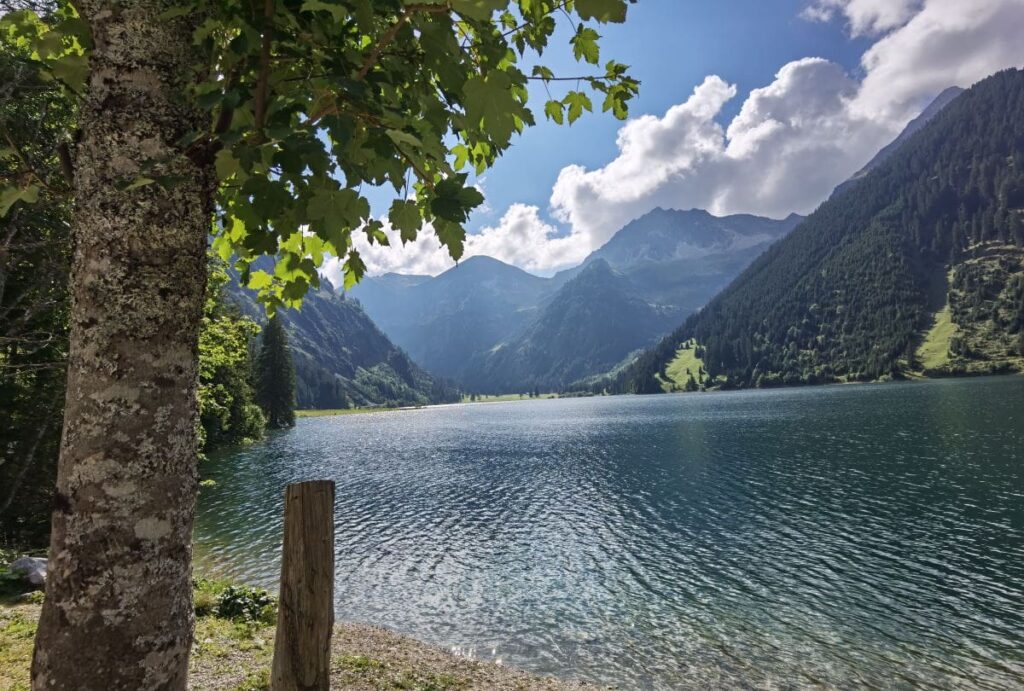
[348,208,802,390]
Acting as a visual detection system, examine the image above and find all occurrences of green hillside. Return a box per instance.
[610,69,1024,394]
[226,268,460,409]
[465,259,671,393]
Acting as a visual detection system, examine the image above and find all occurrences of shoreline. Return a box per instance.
[293,370,1024,418]
[1,592,598,691]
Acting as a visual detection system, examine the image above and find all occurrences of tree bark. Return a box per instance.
[31,3,214,689]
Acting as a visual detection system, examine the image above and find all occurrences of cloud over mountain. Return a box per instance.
[337,0,1024,279]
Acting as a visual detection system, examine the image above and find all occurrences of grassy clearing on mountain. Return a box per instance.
[920,247,1024,376]
[661,341,708,392]
[917,304,956,369]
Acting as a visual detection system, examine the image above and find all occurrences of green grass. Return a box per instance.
[662,341,707,392]
[0,603,36,691]
[296,407,401,418]
[460,393,559,403]
[917,304,956,370]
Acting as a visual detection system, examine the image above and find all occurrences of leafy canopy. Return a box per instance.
[1,0,639,310]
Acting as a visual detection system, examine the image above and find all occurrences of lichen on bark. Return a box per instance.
[31,2,215,689]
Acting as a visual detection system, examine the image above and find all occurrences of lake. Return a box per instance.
[194,376,1024,689]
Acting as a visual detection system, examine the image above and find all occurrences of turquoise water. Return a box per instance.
[195,377,1024,689]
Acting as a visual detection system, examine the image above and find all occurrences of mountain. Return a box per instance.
[609,70,1024,394]
[830,86,964,199]
[557,208,802,310]
[348,255,549,383]
[226,265,460,409]
[348,211,801,391]
[460,259,670,392]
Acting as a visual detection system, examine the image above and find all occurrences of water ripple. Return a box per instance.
[196,377,1024,690]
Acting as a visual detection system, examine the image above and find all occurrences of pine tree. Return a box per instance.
[256,317,297,429]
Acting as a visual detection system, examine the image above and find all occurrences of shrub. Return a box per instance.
[215,585,277,623]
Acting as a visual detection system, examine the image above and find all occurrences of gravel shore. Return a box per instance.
[2,599,600,690]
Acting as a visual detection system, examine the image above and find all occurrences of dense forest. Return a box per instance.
[607,69,1024,394]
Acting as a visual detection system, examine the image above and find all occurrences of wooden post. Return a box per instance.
[271,480,335,690]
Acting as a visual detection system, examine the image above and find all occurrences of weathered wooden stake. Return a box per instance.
[271,480,335,690]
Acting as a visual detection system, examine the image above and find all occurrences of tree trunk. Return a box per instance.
[31,3,213,689]
[271,481,335,691]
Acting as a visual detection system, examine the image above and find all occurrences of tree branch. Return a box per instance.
[57,141,74,186]
[253,0,275,143]
[356,3,451,81]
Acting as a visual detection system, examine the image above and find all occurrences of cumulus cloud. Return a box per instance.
[549,58,895,242]
[853,0,1024,121]
[349,0,1024,277]
[322,203,588,284]
[801,0,921,36]
[547,0,1024,253]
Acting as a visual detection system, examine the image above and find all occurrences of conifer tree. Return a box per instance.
[256,317,296,429]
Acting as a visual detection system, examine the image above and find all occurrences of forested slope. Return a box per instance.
[226,266,460,409]
[611,70,1024,394]
[462,259,670,392]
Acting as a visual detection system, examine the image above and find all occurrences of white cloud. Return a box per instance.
[323,203,587,283]
[346,0,1024,277]
[549,58,894,239]
[801,0,921,36]
[547,0,1024,252]
[853,0,1024,121]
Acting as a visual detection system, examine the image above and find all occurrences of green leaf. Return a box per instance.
[571,27,600,65]
[125,177,156,191]
[448,0,509,21]
[564,91,593,124]
[247,270,274,290]
[300,0,349,21]
[430,175,484,224]
[385,129,423,150]
[451,144,470,171]
[575,0,628,22]
[434,219,465,261]
[215,149,242,181]
[544,100,564,125]
[48,53,89,92]
[389,200,422,244]
[0,185,40,217]
[463,71,519,145]
[306,187,369,226]
[531,65,554,81]
[343,250,366,290]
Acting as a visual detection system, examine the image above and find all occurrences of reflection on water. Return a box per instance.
[195,376,1024,689]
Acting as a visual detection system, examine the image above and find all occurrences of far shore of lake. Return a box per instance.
[294,371,1024,419]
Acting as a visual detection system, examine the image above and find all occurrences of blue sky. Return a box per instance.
[338,0,1024,279]
[469,0,871,231]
